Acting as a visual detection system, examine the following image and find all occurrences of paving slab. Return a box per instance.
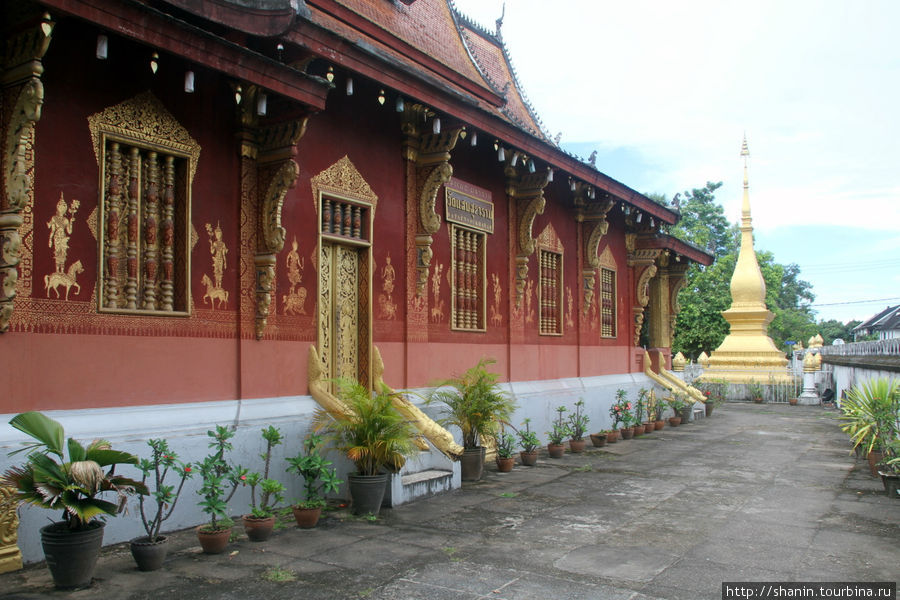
[2,403,898,600]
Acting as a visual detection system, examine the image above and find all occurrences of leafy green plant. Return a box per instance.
[567,399,590,441]
[136,438,193,542]
[747,380,764,402]
[244,426,286,518]
[515,418,540,453]
[546,406,572,445]
[428,358,517,449]
[634,391,646,425]
[609,390,632,430]
[839,377,900,457]
[315,379,418,476]
[1,411,147,531]
[495,429,516,459]
[652,391,666,421]
[286,433,343,509]
[667,394,689,414]
[639,388,654,421]
[196,425,245,532]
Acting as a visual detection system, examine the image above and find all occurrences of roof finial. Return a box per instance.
[496,1,505,36]
[741,133,750,190]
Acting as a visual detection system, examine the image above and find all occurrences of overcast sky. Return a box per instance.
[453,0,900,325]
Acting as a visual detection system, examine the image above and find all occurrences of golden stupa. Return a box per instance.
[697,137,791,384]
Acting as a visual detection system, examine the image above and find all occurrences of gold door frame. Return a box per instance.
[310,157,378,391]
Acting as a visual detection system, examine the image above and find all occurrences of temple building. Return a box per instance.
[0,0,712,564]
[697,138,791,385]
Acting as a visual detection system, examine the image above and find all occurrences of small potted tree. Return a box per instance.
[546,406,571,458]
[132,438,193,571]
[516,418,540,466]
[632,392,646,436]
[285,433,343,528]
[567,399,590,453]
[748,380,764,403]
[196,425,245,554]
[495,429,516,472]
[242,426,287,542]
[1,411,147,588]
[651,391,666,430]
[428,358,517,481]
[667,396,686,426]
[315,379,418,516]
[608,389,629,441]
[640,388,655,433]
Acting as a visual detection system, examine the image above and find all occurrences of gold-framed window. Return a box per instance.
[600,267,616,338]
[538,248,563,335]
[450,224,486,332]
[98,135,191,315]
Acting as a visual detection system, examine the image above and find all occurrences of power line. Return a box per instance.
[811,297,900,307]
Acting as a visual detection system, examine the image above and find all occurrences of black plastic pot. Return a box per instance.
[348,473,388,516]
[460,447,486,481]
[130,535,168,571]
[879,471,900,499]
[40,521,105,589]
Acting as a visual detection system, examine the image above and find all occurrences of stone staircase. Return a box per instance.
[383,446,459,507]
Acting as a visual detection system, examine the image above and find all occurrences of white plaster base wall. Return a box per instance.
[827,365,898,407]
[1,372,665,563]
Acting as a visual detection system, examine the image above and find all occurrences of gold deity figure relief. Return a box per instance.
[430,262,445,323]
[282,236,308,315]
[201,222,229,309]
[377,252,398,320]
[524,278,536,325]
[489,272,503,327]
[44,193,83,301]
[565,286,575,330]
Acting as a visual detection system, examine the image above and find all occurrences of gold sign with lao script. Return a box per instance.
[445,187,493,234]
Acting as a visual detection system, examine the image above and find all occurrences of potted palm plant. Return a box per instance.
[195,425,245,554]
[315,379,417,516]
[546,406,571,458]
[428,358,517,481]
[667,396,686,426]
[241,426,286,542]
[567,399,590,452]
[495,429,516,472]
[1,411,147,588]
[132,438,193,571]
[285,433,343,528]
[839,377,900,478]
[516,418,540,466]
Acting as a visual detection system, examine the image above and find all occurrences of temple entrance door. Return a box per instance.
[318,239,371,392]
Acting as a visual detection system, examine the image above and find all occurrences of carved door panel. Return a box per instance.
[319,241,368,391]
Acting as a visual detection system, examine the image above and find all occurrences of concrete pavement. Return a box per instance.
[2,403,898,599]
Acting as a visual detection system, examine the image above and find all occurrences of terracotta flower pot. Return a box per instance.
[620,427,634,440]
[242,515,275,542]
[706,403,716,416]
[633,424,645,436]
[788,398,798,406]
[569,439,586,453]
[547,443,565,458]
[520,450,538,466]
[642,422,654,434]
[668,416,682,427]
[606,430,619,443]
[496,456,515,472]
[291,505,323,529]
[655,420,665,430]
[590,433,607,447]
[197,525,231,554]
[867,451,884,478]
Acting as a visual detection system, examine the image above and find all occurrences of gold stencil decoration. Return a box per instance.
[524,278,535,325]
[282,236,307,315]
[87,92,200,185]
[565,286,575,330]
[598,246,616,270]
[43,193,82,301]
[430,262,445,323]
[489,272,503,327]
[310,156,378,214]
[86,206,98,240]
[377,252,397,320]
[201,222,229,309]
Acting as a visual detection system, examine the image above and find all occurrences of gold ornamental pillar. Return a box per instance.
[0,486,22,573]
[1,11,53,333]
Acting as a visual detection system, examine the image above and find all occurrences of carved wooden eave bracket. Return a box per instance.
[575,186,614,314]
[403,105,461,296]
[507,168,551,308]
[627,233,662,346]
[0,13,52,334]
[667,259,690,335]
[242,98,309,339]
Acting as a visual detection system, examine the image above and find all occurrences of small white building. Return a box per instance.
[853,305,900,341]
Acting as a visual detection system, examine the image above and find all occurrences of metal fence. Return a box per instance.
[819,338,900,357]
